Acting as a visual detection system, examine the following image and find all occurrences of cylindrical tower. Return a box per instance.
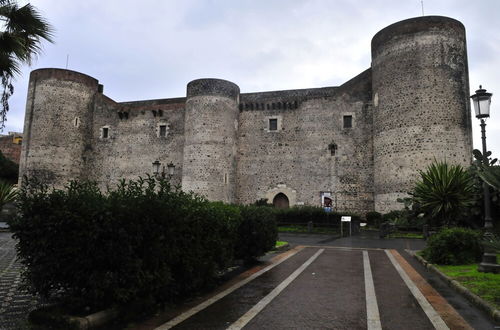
[371,16,472,213]
[19,68,98,187]
[181,78,240,203]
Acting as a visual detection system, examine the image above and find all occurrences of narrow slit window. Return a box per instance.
[159,125,167,137]
[269,118,278,131]
[102,127,109,139]
[343,115,353,128]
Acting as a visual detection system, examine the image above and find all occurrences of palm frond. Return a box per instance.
[0,180,17,209]
[0,0,53,129]
[411,161,474,225]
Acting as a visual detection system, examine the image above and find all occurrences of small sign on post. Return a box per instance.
[340,216,352,237]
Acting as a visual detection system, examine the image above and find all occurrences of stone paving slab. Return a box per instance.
[0,232,42,330]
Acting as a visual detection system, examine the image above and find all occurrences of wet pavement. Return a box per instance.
[0,232,42,329]
[0,230,498,329]
[142,232,498,330]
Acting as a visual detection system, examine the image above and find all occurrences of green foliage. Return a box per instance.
[0,179,17,210]
[235,205,277,262]
[0,150,18,183]
[9,177,261,311]
[278,225,338,235]
[473,149,500,191]
[253,198,272,207]
[365,211,382,227]
[0,0,54,128]
[411,161,475,227]
[422,228,483,265]
[471,150,500,232]
[274,205,360,226]
[483,234,500,253]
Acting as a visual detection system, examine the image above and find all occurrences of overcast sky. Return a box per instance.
[4,0,500,157]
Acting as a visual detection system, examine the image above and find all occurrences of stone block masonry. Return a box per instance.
[19,16,472,215]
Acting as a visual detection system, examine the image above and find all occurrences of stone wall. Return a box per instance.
[237,69,374,214]
[19,16,473,216]
[87,95,186,189]
[19,69,99,187]
[182,79,240,203]
[0,134,22,164]
[371,16,472,213]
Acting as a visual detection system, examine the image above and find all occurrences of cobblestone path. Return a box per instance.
[0,232,41,329]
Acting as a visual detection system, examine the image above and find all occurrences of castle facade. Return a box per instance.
[19,16,473,214]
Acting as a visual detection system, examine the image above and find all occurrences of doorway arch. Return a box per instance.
[273,193,290,209]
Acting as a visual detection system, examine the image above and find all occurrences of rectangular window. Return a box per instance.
[269,118,278,131]
[102,127,109,138]
[343,115,352,128]
[159,125,167,137]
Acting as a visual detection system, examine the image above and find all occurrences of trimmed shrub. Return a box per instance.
[236,205,277,262]
[274,206,360,227]
[422,227,483,265]
[9,177,242,311]
[365,211,382,227]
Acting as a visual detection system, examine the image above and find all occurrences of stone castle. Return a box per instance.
[19,16,473,214]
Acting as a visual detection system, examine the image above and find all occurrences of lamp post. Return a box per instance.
[167,162,175,178]
[152,160,175,179]
[470,85,499,273]
[152,160,161,177]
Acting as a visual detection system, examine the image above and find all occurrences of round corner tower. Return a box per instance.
[371,16,473,213]
[181,78,240,203]
[19,68,99,187]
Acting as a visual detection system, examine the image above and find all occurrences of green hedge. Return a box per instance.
[274,205,360,226]
[422,227,483,265]
[365,211,382,227]
[9,177,276,312]
[236,205,277,262]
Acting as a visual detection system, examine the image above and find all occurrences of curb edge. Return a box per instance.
[408,250,500,323]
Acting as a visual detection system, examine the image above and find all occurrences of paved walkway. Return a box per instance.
[137,233,497,330]
[0,231,497,329]
[0,232,41,329]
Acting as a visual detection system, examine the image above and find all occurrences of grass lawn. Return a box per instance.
[387,232,424,239]
[436,260,500,310]
[275,241,288,248]
[278,225,339,235]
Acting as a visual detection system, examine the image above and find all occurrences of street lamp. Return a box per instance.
[152,160,175,179]
[152,160,161,177]
[470,85,499,273]
[167,162,175,177]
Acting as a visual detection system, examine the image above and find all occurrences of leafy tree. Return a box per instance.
[0,150,18,183]
[0,0,53,129]
[411,161,475,227]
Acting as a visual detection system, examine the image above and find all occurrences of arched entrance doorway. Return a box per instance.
[273,193,289,209]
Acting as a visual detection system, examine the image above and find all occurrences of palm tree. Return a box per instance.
[0,180,17,211]
[411,161,475,226]
[0,0,53,129]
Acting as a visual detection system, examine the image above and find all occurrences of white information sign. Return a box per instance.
[341,216,352,222]
[340,216,352,237]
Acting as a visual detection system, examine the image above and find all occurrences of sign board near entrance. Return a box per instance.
[341,216,351,222]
